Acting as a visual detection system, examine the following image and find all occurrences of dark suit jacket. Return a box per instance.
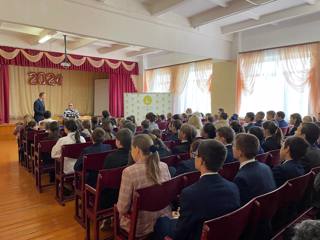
[103,148,129,170]
[174,159,196,176]
[277,119,288,128]
[234,161,276,205]
[33,99,45,122]
[245,123,255,133]
[168,133,179,142]
[254,120,263,127]
[262,136,281,152]
[224,144,235,164]
[301,145,320,172]
[272,159,305,187]
[172,142,190,154]
[174,174,240,240]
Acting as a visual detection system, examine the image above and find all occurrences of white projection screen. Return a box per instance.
[124,93,173,124]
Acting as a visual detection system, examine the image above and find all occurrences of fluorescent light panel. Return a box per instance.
[38,34,52,44]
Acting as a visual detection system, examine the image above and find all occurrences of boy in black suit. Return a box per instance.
[255,111,265,127]
[172,124,197,154]
[201,123,216,139]
[154,139,240,240]
[272,136,307,187]
[216,126,236,163]
[33,92,46,122]
[244,112,255,132]
[233,133,276,205]
[141,120,150,134]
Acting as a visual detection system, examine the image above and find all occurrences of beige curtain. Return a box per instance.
[9,66,106,120]
[193,60,212,93]
[144,67,172,92]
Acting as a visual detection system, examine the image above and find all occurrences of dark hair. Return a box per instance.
[300,122,320,145]
[218,108,224,113]
[91,116,99,129]
[123,120,136,134]
[44,111,51,119]
[220,112,228,120]
[27,120,37,129]
[267,110,276,118]
[172,114,182,120]
[152,129,162,139]
[159,114,166,121]
[180,124,197,143]
[64,119,81,143]
[248,126,264,143]
[101,119,112,133]
[256,111,265,120]
[198,139,227,171]
[277,111,286,119]
[126,115,136,124]
[171,119,182,131]
[116,128,132,150]
[92,128,106,143]
[284,136,309,161]
[82,120,92,134]
[202,123,216,139]
[102,110,110,119]
[217,126,235,144]
[290,113,302,128]
[39,92,45,97]
[48,121,60,139]
[263,121,282,146]
[230,121,244,134]
[245,112,255,121]
[235,133,259,159]
[141,120,150,130]
[207,115,214,123]
[146,112,156,122]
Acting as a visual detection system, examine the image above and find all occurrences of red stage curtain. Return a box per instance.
[109,73,137,117]
[0,65,9,123]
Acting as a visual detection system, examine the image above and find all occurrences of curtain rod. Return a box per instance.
[238,41,320,54]
[145,58,212,71]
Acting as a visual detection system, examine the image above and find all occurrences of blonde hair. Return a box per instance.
[188,115,202,130]
[303,115,313,123]
[132,134,161,185]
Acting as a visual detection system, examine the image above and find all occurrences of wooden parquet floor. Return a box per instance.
[0,140,99,240]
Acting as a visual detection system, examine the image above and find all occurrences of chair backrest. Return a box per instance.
[83,151,115,172]
[38,140,57,153]
[104,139,116,149]
[178,152,190,161]
[181,171,201,188]
[286,171,313,204]
[61,142,92,159]
[311,166,320,174]
[256,153,269,164]
[161,155,179,167]
[218,161,240,181]
[201,199,260,240]
[163,141,176,149]
[34,132,49,150]
[267,149,281,167]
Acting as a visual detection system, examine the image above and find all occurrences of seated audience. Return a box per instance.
[276,111,289,128]
[13,114,33,137]
[91,116,99,130]
[229,113,239,122]
[216,126,236,163]
[262,121,282,152]
[172,124,197,154]
[255,111,265,127]
[168,119,182,142]
[248,126,265,154]
[201,123,216,139]
[266,110,276,121]
[117,134,171,238]
[101,119,115,140]
[51,119,86,174]
[146,112,159,131]
[302,115,313,123]
[159,114,166,122]
[102,110,110,121]
[272,136,307,187]
[39,110,55,129]
[292,220,320,240]
[214,112,229,130]
[167,113,173,122]
[123,120,137,134]
[233,133,276,205]
[188,115,202,137]
[152,129,162,139]
[244,112,255,132]
[288,113,302,136]
[26,120,38,131]
[295,122,320,171]
[74,128,111,186]
[141,120,150,134]
[186,108,193,116]
[81,119,92,138]
[126,115,136,125]
[230,120,244,134]
[154,139,240,240]
[149,133,171,158]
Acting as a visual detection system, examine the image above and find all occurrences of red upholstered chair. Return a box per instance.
[114,177,184,240]
[32,132,49,174]
[161,155,180,167]
[35,140,57,193]
[85,167,125,240]
[311,166,320,174]
[24,130,44,172]
[104,139,116,149]
[17,128,25,165]
[256,152,269,164]
[201,199,260,240]
[218,161,240,181]
[267,149,281,167]
[286,172,313,205]
[180,171,200,187]
[163,141,177,150]
[55,142,92,205]
[74,150,115,226]
[178,153,190,161]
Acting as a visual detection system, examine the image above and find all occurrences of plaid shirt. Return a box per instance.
[117,161,171,237]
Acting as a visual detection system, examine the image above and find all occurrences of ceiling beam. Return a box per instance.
[126,48,160,57]
[97,44,128,54]
[303,0,316,4]
[189,0,264,27]
[67,38,96,50]
[207,0,228,7]
[28,29,57,45]
[144,0,186,16]
[221,2,320,34]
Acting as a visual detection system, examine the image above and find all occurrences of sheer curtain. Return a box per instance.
[237,43,318,117]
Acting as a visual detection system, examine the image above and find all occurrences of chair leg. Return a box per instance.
[93,219,99,240]
[38,170,42,193]
[86,215,91,240]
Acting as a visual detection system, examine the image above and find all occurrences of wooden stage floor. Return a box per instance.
[0,140,110,240]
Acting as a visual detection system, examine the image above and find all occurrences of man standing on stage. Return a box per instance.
[63,103,80,119]
[33,92,46,123]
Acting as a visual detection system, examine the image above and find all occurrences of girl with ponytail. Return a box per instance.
[262,120,283,152]
[51,119,86,174]
[117,134,171,238]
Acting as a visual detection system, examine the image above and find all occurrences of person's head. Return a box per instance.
[263,120,283,145]
[101,119,113,133]
[207,115,214,123]
[64,119,81,143]
[276,111,286,121]
[48,121,59,135]
[188,115,202,130]
[245,112,255,123]
[152,129,162,139]
[159,114,166,121]
[218,108,224,115]
[290,113,302,128]
[233,133,259,162]
[230,114,239,122]
[230,121,244,134]
[91,116,98,126]
[219,112,228,121]
[248,126,264,144]
[190,139,202,157]
[82,120,92,131]
[302,115,313,123]
[126,115,136,124]
[179,123,197,143]
[131,134,161,184]
[186,108,193,115]
[201,123,216,139]
[216,126,235,145]
[39,92,45,100]
[169,119,182,134]
[195,139,227,174]
[292,220,320,240]
[27,120,37,129]
[91,128,106,144]
[141,120,150,131]
[115,128,133,151]
[280,136,308,161]
[68,103,74,110]
[167,113,172,120]
[267,110,276,121]
[43,111,51,119]
[172,114,182,121]
[255,111,265,122]
[23,114,33,125]
[75,119,83,131]
[123,120,136,134]
[146,112,156,123]
[102,110,110,119]
[295,122,320,146]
